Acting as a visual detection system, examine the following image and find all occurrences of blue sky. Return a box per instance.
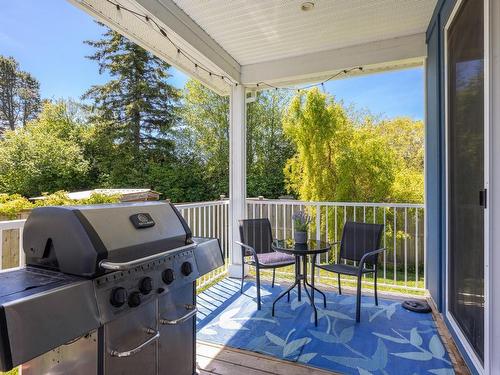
[0,0,423,120]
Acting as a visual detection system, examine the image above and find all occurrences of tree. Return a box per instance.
[0,102,90,197]
[283,88,353,201]
[83,25,180,187]
[0,56,41,132]
[283,88,416,203]
[179,79,229,198]
[180,79,294,199]
[247,90,294,197]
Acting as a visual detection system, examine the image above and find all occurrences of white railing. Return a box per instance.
[0,201,231,289]
[175,200,230,288]
[246,198,425,292]
[0,198,424,292]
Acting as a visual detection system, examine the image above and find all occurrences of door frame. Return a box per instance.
[443,0,491,373]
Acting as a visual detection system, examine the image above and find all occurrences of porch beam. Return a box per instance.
[228,84,247,278]
[241,33,427,86]
[135,0,241,82]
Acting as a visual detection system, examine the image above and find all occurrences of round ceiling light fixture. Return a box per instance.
[301,1,315,11]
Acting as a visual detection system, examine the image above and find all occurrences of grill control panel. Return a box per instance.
[94,247,199,323]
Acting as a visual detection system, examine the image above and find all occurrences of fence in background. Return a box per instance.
[0,198,424,292]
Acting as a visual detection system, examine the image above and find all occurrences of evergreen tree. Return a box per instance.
[0,56,41,133]
[83,25,180,187]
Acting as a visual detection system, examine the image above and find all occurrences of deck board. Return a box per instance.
[196,341,338,375]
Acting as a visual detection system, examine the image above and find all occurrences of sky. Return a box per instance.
[0,0,423,120]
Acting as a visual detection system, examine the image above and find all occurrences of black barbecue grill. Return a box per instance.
[0,201,224,375]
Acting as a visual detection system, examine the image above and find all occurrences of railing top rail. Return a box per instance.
[0,219,26,230]
[175,200,229,209]
[246,198,424,209]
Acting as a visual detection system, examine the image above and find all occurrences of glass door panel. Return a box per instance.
[447,0,484,362]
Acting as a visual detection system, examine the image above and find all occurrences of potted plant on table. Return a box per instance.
[292,211,310,244]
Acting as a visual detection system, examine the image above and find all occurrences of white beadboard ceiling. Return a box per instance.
[70,0,436,94]
[171,0,437,65]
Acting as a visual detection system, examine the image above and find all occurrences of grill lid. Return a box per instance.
[23,202,192,277]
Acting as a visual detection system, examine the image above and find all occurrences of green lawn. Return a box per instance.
[249,264,425,296]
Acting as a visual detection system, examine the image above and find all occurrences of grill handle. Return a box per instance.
[99,242,197,271]
[160,304,197,325]
[109,329,160,358]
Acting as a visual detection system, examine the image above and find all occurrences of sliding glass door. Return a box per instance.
[446,0,485,363]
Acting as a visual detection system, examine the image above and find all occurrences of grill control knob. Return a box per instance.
[110,287,128,308]
[139,277,153,295]
[162,269,175,284]
[128,291,141,307]
[181,262,193,276]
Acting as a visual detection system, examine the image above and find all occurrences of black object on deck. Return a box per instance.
[402,299,432,313]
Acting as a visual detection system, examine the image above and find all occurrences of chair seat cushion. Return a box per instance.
[317,263,374,276]
[253,252,295,266]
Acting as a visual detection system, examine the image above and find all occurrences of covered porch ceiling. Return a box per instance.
[69,0,436,95]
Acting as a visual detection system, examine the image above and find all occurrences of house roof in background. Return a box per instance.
[31,189,160,201]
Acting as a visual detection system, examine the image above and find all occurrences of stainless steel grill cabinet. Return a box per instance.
[0,201,224,374]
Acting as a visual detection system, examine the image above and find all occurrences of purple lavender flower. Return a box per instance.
[292,210,311,232]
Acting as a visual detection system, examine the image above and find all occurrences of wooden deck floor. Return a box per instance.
[197,341,337,375]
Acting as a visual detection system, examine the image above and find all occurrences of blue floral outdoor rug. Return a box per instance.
[196,278,455,375]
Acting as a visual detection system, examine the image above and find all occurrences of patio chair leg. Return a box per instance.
[337,273,342,295]
[256,265,261,310]
[374,268,379,306]
[356,275,362,323]
[297,257,301,301]
[240,258,245,294]
[272,268,276,288]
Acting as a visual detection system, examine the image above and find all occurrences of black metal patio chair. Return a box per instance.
[317,221,385,322]
[235,218,295,310]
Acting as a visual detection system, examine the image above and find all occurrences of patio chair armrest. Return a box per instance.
[358,247,386,275]
[234,241,258,259]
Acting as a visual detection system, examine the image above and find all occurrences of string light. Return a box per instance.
[254,66,363,92]
[104,0,363,91]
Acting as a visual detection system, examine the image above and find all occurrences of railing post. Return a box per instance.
[19,227,25,267]
[228,84,248,278]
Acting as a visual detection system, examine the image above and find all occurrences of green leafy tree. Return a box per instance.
[180,79,294,199]
[0,56,41,132]
[0,191,120,219]
[179,79,229,197]
[247,90,294,197]
[0,102,90,197]
[283,88,421,203]
[283,88,353,201]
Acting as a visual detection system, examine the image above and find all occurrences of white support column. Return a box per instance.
[228,84,248,278]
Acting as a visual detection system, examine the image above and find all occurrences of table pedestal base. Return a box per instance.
[271,254,326,326]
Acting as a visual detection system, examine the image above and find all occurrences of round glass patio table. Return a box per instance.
[271,239,330,326]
